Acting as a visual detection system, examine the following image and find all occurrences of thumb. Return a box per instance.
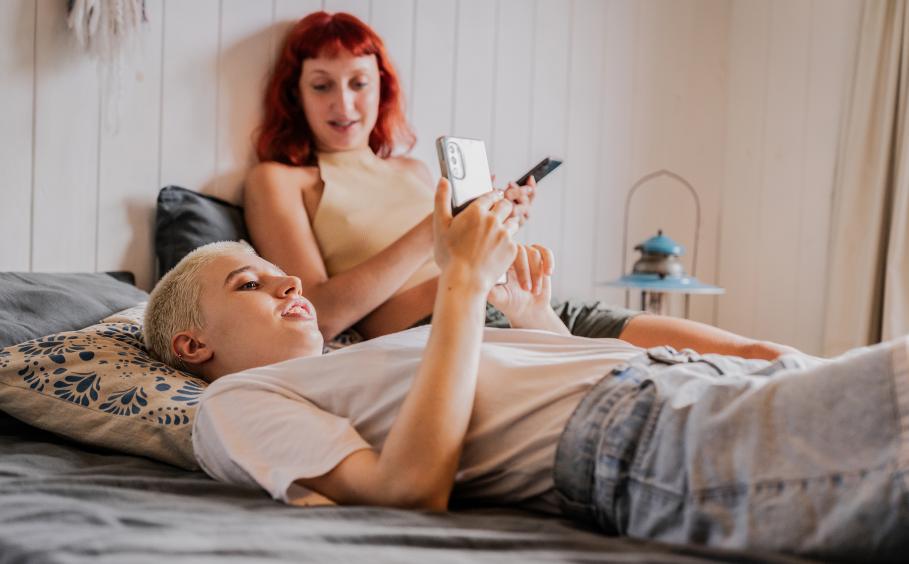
[434,177,453,230]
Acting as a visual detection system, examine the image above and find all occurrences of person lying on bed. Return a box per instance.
[246,11,787,361]
[144,180,907,559]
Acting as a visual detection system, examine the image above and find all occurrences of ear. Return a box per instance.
[172,331,214,368]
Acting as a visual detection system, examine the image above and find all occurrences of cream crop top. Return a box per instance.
[311,148,439,294]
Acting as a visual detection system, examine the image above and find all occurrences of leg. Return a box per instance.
[555,339,909,559]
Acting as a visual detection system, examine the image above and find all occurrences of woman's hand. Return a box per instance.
[433,178,519,293]
[501,176,536,227]
[488,244,569,334]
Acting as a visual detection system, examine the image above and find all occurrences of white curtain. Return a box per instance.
[824,0,909,356]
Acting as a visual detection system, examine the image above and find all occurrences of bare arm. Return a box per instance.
[244,162,434,340]
[619,314,799,360]
[296,181,518,509]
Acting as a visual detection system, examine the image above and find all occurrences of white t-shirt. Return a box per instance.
[192,326,641,512]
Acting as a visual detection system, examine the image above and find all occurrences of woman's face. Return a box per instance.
[191,252,323,381]
[299,51,380,153]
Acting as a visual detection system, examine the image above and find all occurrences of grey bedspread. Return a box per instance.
[0,412,810,563]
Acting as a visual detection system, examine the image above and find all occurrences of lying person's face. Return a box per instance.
[299,50,380,152]
[175,252,323,382]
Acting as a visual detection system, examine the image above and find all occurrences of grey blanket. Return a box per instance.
[0,412,810,563]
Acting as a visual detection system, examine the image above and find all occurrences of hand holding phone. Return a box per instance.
[436,136,508,284]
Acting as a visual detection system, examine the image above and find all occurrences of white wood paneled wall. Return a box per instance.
[0,0,860,355]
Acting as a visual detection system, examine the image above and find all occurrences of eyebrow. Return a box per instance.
[223,266,252,287]
[223,264,287,287]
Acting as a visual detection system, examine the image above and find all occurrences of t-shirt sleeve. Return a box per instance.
[192,385,372,505]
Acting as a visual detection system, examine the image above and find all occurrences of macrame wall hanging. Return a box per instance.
[66,0,149,131]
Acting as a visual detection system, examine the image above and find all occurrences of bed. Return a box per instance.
[1,412,815,563]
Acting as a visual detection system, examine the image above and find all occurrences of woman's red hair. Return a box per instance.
[255,11,415,166]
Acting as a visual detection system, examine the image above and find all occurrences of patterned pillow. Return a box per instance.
[0,320,206,470]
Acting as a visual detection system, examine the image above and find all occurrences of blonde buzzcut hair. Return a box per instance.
[144,241,257,370]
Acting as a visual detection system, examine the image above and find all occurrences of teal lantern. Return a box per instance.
[604,170,724,317]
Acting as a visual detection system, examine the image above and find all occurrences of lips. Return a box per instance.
[328,119,358,130]
[281,298,315,320]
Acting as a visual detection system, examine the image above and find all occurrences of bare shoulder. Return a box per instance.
[387,156,434,189]
[246,161,321,194]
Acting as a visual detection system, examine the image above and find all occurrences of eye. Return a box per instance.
[311,82,330,92]
[237,280,260,290]
[351,79,369,90]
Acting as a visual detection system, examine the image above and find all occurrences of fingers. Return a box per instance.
[434,178,452,231]
[526,175,537,201]
[531,244,554,275]
[504,215,521,236]
[490,196,514,222]
[512,245,530,291]
[521,244,553,295]
[527,246,543,295]
[504,183,529,205]
[472,188,505,212]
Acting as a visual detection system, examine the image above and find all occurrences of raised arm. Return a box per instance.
[296,180,518,509]
[244,162,434,340]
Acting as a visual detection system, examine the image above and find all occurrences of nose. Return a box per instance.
[330,85,356,115]
[277,275,302,297]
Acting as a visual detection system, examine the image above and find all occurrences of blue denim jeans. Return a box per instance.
[553,340,909,560]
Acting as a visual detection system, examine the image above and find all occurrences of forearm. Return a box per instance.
[304,218,434,339]
[619,314,795,360]
[374,265,487,508]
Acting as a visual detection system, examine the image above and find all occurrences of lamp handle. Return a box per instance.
[619,169,702,311]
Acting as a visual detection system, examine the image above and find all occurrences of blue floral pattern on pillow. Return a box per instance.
[1,323,207,426]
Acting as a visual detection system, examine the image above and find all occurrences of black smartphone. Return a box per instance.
[515,157,562,186]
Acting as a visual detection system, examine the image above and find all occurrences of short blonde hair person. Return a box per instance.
[144,241,257,371]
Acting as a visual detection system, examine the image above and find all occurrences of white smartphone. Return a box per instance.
[435,135,507,285]
[436,136,494,215]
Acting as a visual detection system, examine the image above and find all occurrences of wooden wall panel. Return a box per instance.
[451,0,496,145]
[409,0,457,170]
[593,0,636,307]
[0,0,862,352]
[525,0,572,293]
[96,0,164,290]
[324,0,370,22]
[559,0,607,301]
[31,0,99,272]
[716,0,771,338]
[272,1,324,68]
[213,0,274,203]
[370,0,415,125]
[752,0,812,346]
[0,0,35,271]
[672,0,729,325]
[490,0,534,245]
[159,0,220,193]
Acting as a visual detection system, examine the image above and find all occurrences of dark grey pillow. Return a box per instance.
[155,186,248,280]
[0,272,148,348]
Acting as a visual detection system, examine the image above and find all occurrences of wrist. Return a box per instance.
[438,260,489,298]
[509,304,568,334]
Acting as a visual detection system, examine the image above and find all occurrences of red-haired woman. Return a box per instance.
[245,11,794,359]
